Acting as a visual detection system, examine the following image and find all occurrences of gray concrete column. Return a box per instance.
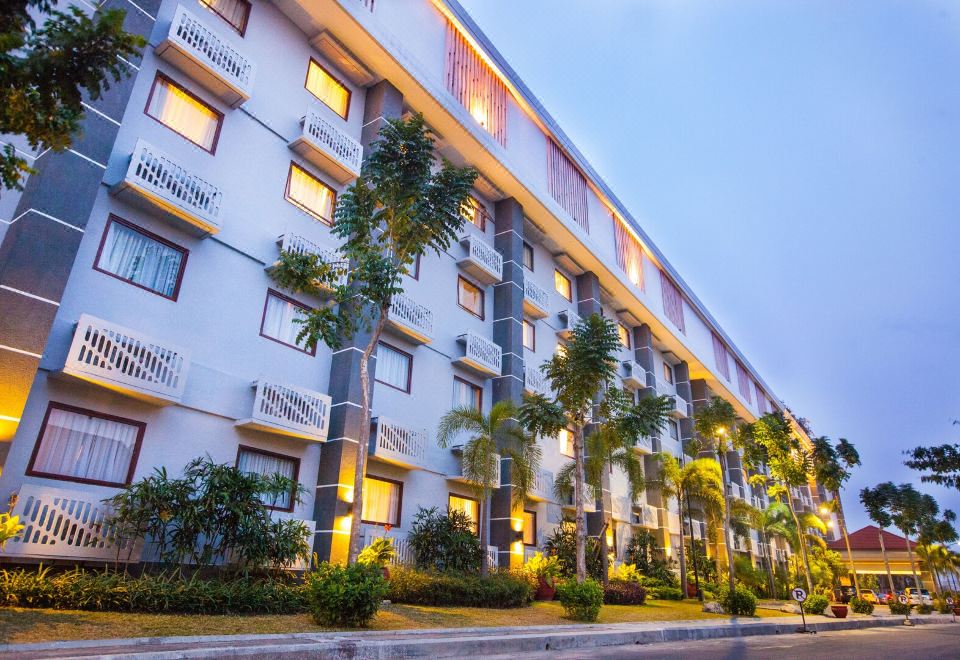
[675,361,694,456]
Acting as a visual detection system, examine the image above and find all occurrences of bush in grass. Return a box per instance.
[305,562,388,627]
[934,597,952,614]
[407,507,483,573]
[604,580,646,605]
[555,578,604,622]
[888,600,912,615]
[386,566,534,608]
[715,583,757,616]
[647,586,684,601]
[803,593,829,615]
[850,597,874,615]
[916,603,933,615]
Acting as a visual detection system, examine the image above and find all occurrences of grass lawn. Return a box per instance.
[0,600,791,645]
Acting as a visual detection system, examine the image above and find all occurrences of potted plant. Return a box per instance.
[357,537,396,579]
[830,602,849,618]
[525,552,561,600]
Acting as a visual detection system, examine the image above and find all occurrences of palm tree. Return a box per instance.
[918,510,958,595]
[437,400,540,576]
[751,501,795,597]
[811,436,861,595]
[860,483,899,597]
[666,456,725,597]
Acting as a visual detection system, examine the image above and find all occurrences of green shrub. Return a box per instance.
[916,603,933,615]
[357,537,395,568]
[888,600,912,615]
[306,562,388,627]
[648,586,684,600]
[715,583,757,616]
[803,593,829,615]
[408,507,483,573]
[604,580,646,605]
[850,597,874,615]
[544,520,603,581]
[556,578,604,622]
[934,597,952,614]
[525,552,561,588]
[387,566,534,608]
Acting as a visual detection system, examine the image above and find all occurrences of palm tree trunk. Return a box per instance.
[685,496,702,600]
[904,533,921,591]
[677,491,687,597]
[574,425,587,582]
[878,528,896,598]
[834,493,860,597]
[762,530,776,598]
[347,309,389,564]
[479,488,490,577]
[717,450,736,593]
[785,496,813,593]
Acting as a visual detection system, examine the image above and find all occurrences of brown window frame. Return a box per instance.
[144,72,224,154]
[26,402,146,488]
[374,341,414,394]
[463,196,490,232]
[554,269,573,302]
[617,323,631,350]
[453,376,482,412]
[663,362,674,384]
[284,162,337,226]
[408,253,421,281]
[259,288,317,356]
[523,509,537,546]
[448,492,480,535]
[93,215,189,302]
[522,242,534,271]
[522,319,536,351]
[305,58,352,120]
[457,276,485,320]
[361,474,404,527]
[199,0,251,36]
[235,444,300,513]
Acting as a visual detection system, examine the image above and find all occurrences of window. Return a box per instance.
[145,74,222,152]
[663,363,674,385]
[523,510,537,546]
[547,138,589,231]
[522,319,536,351]
[554,270,572,301]
[457,276,484,319]
[462,196,489,231]
[667,419,680,442]
[558,428,574,458]
[94,216,187,300]
[199,0,250,35]
[617,323,631,349]
[27,403,145,487]
[444,19,507,145]
[285,163,336,225]
[522,242,534,270]
[448,494,479,534]
[613,214,645,290]
[409,253,421,280]
[236,446,298,511]
[260,290,315,354]
[305,59,351,119]
[453,377,482,411]
[376,342,412,393]
[362,476,402,526]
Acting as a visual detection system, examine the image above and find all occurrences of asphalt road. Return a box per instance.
[501,623,960,659]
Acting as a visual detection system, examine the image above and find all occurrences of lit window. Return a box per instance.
[94,216,187,300]
[617,323,631,349]
[663,363,674,385]
[522,319,536,351]
[362,476,402,526]
[559,428,574,458]
[376,342,412,393]
[555,343,567,358]
[554,270,572,301]
[522,242,534,271]
[260,290,314,354]
[146,74,222,152]
[453,377,482,412]
[306,59,351,119]
[28,403,144,487]
[523,510,537,546]
[449,494,479,534]
[462,196,490,231]
[199,0,250,35]
[237,446,298,511]
[457,276,484,319]
[285,163,336,224]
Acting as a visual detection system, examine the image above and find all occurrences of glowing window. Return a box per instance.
[617,323,631,349]
[523,510,537,546]
[199,0,250,35]
[448,494,479,534]
[522,319,535,351]
[462,196,490,231]
[145,74,222,152]
[306,59,351,119]
[285,163,336,224]
[361,476,402,526]
[457,276,484,319]
[554,270,572,301]
[559,428,574,458]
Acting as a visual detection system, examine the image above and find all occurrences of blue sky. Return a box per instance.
[459,0,960,532]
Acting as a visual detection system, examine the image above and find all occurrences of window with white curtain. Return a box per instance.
[285,163,336,225]
[305,59,351,119]
[375,342,411,392]
[199,0,251,35]
[28,404,144,486]
[361,476,401,526]
[95,217,186,299]
[452,377,481,411]
[236,447,298,511]
[448,494,479,534]
[145,74,222,152]
[260,290,314,354]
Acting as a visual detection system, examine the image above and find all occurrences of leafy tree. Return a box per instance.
[905,440,960,491]
[1,1,145,194]
[436,400,540,576]
[750,501,795,597]
[407,506,483,573]
[811,436,861,595]
[271,114,476,562]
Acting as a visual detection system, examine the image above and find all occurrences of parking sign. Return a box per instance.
[792,587,807,603]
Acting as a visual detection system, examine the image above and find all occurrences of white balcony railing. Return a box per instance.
[530,468,554,501]
[487,545,499,569]
[561,489,596,513]
[453,331,501,377]
[369,416,427,470]
[523,545,538,563]
[361,527,414,565]
[457,234,502,285]
[632,435,653,455]
[62,314,190,405]
[524,363,549,395]
[655,378,677,398]
[612,496,632,521]
[556,309,579,339]
[633,504,658,528]
[235,379,331,441]
[269,234,347,291]
[670,393,689,418]
[385,293,433,344]
[289,107,363,183]
[523,274,550,319]
[156,5,255,106]
[112,139,223,235]
[621,360,645,389]
[448,448,501,488]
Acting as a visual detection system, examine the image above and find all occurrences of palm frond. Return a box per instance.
[436,406,487,448]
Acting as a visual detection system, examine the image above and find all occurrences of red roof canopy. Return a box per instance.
[827,525,912,552]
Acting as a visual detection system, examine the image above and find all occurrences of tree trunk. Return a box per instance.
[762,530,777,599]
[904,533,921,591]
[717,450,736,593]
[347,310,389,564]
[878,529,896,598]
[685,496,702,600]
[677,491,687,596]
[785,496,813,593]
[574,425,587,582]
[835,493,860,596]
[479,488,490,577]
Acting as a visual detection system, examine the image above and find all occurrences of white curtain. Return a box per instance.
[32,408,139,484]
[100,222,183,297]
[306,61,350,118]
[362,477,399,525]
[287,165,335,223]
[377,343,409,391]
[449,495,479,533]
[147,77,219,150]
[452,378,480,411]
[263,293,308,350]
[237,449,296,509]
[201,0,249,32]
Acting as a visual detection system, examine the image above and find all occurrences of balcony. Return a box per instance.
[632,504,658,528]
[522,274,550,319]
[727,482,746,501]
[61,314,190,405]
[235,379,331,441]
[523,363,549,395]
[632,435,653,455]
[561,490,596,513]
[556,309,579,340]
[621,360,645,389]
[369,416,427,470]
[156,5,255,107]
[385,293,433,344]
[611,495,632,522]
[669,393,689,418]
[111,139,223,235]
[453,332,501,378]
[529,468,554,502]
[660,509,682,532]
[288,107,363,183]
[457,234,502,285]
[448,447,501,488]
[268,234,347,292]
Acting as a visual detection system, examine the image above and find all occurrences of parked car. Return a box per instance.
[904,588,932,605]
[859,589,878,604]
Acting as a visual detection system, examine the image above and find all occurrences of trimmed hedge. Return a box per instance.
[850,597,874,615]
[803,593,829,615]
[387,567,534,608]
[647,586,684,601]
[556,578,603,622]
[888,600,912,615]
[306,562,388,627]
[604,580,647,605]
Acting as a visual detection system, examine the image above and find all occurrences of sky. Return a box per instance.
[458,0,960,533]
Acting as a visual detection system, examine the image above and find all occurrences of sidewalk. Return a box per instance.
[0,613,954,659]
